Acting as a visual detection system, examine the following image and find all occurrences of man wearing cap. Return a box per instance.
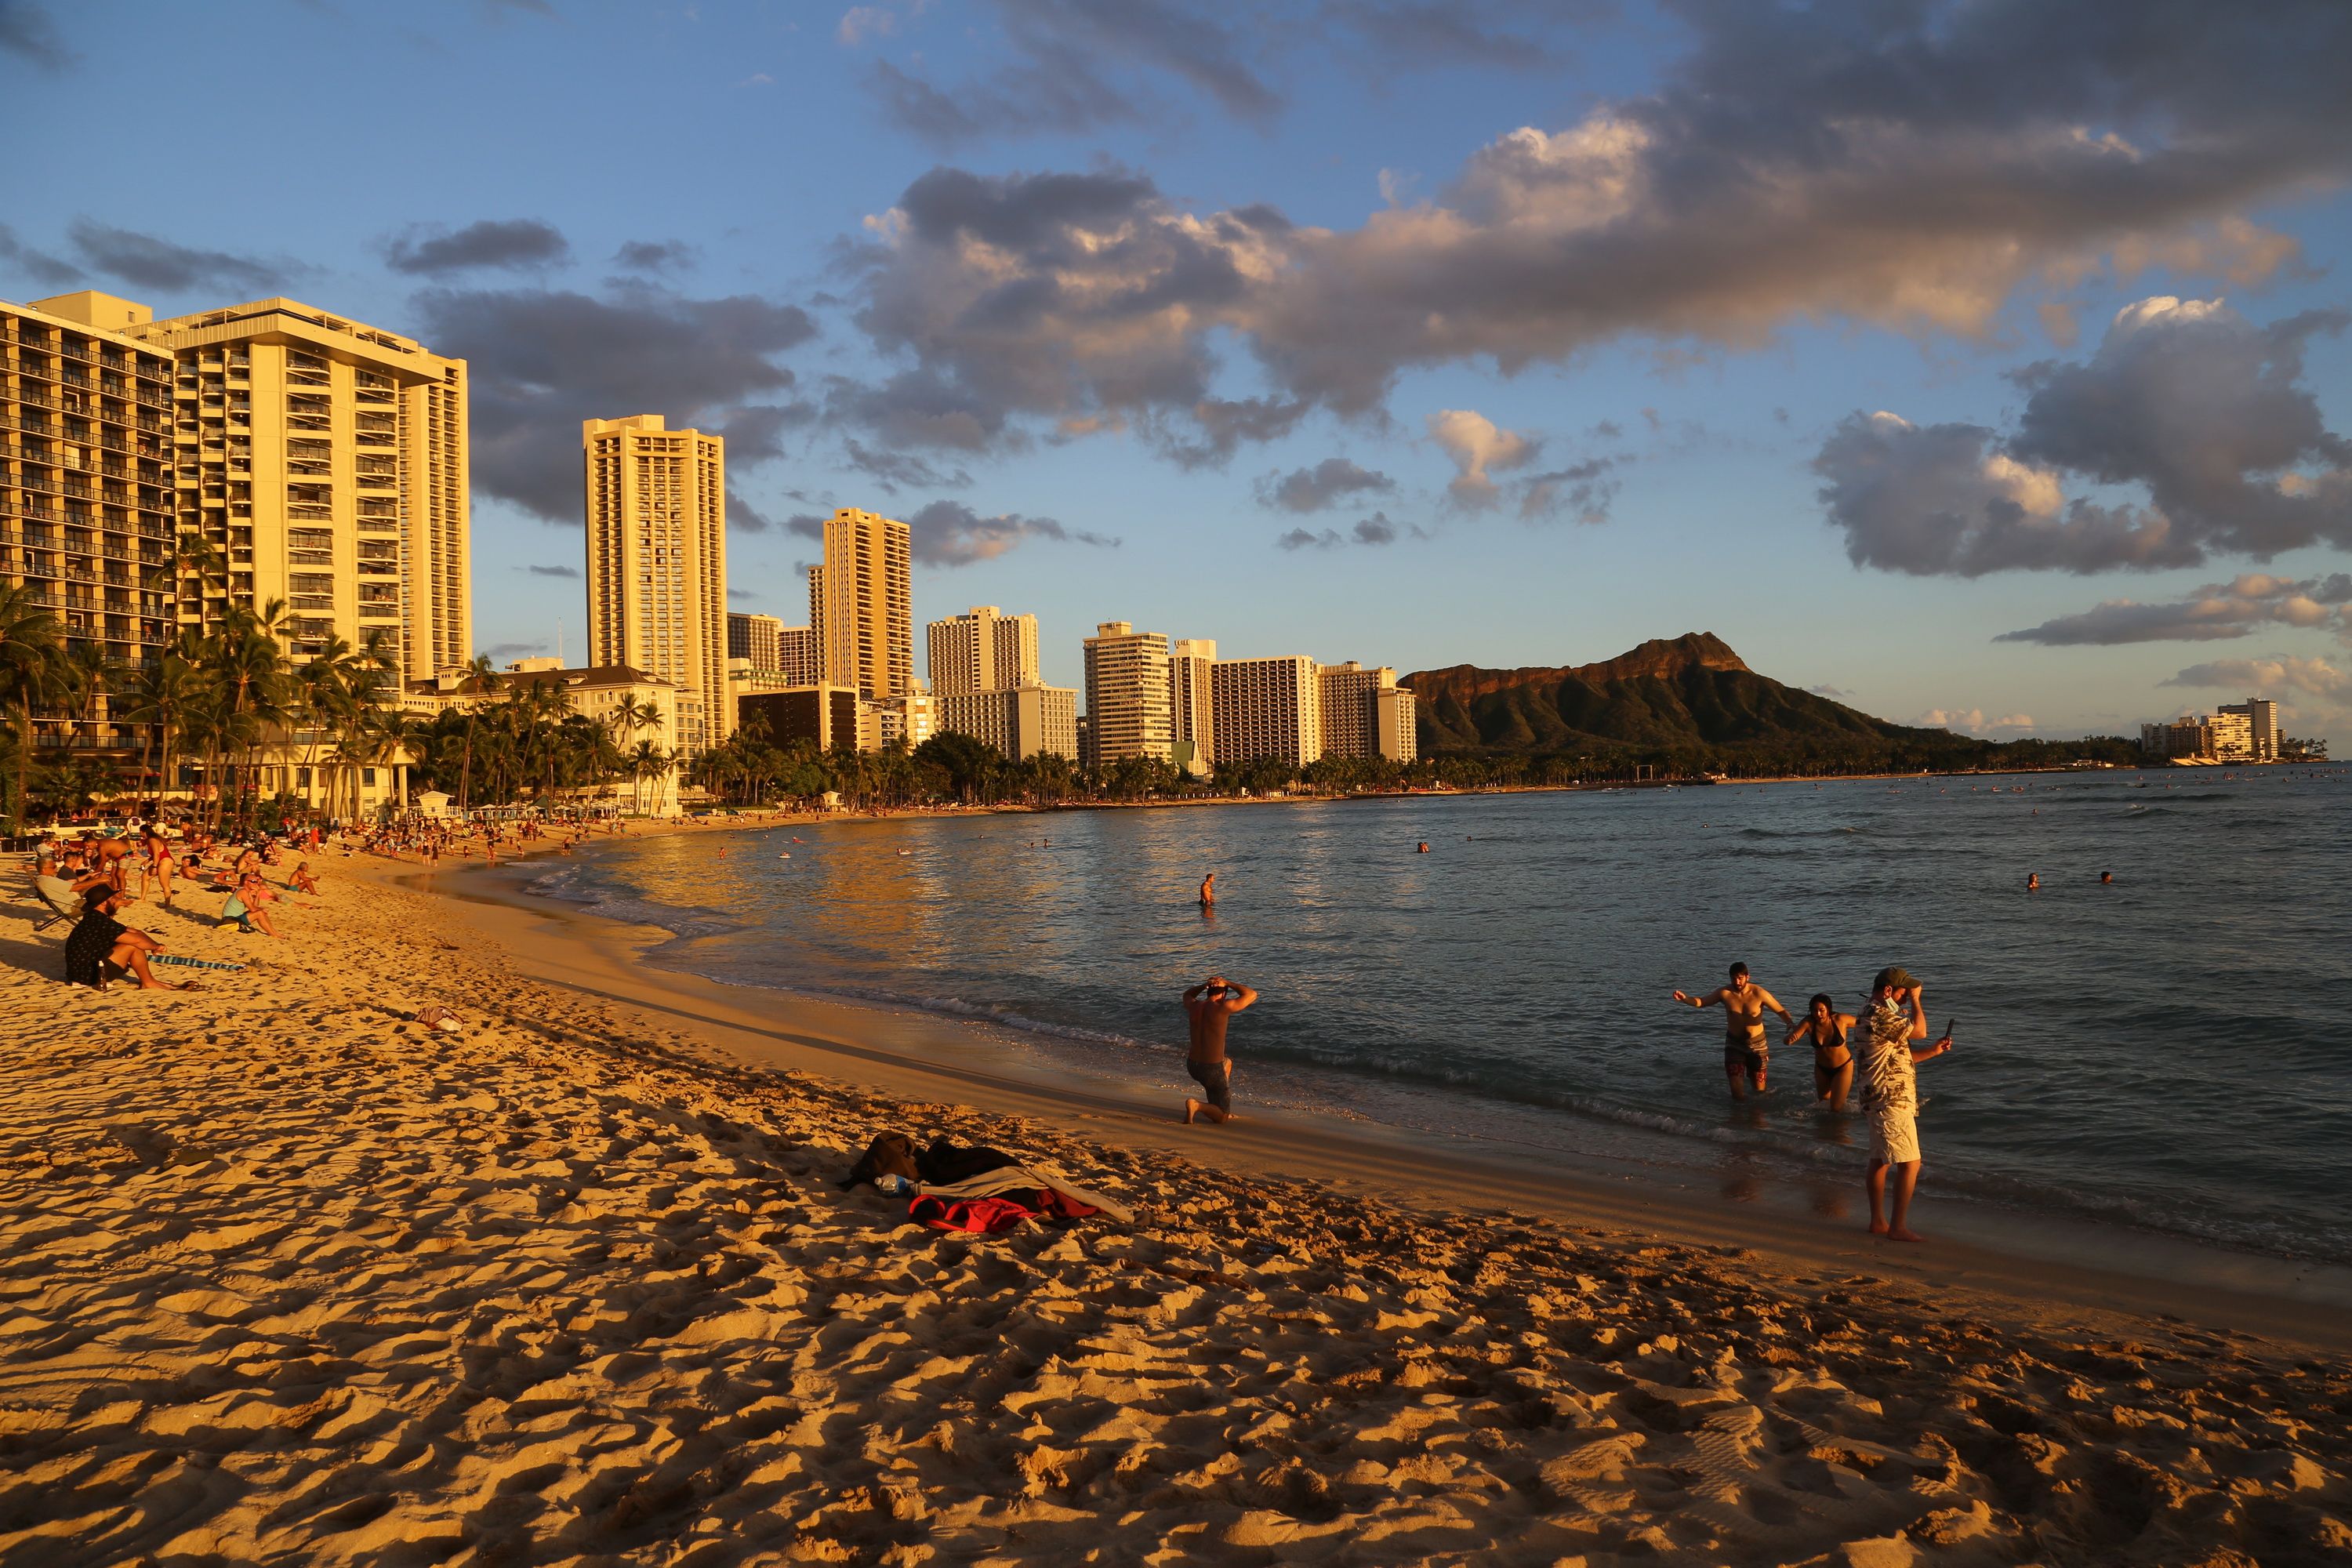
[63,884,185,991]
[1180,974,1259,1125]
[1859,967,1953,1242]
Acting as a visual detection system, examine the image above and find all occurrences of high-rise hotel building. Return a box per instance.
[1,293,178,751]
[1211,655,1322,768]
[927,605,1040,696]
[1168,637,1216,772]
[112,295,470,681]
[812,507,912,702]
[1082,621,1174,765]
[583,415,730,756]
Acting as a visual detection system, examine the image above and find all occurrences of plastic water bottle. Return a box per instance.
[874,1173,913,1196]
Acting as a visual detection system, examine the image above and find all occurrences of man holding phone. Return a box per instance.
[1181,975,1259,1125]
[1858,966,1954,1242]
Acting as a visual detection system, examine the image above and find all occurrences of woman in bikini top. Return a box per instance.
[1788,993,1858,1111]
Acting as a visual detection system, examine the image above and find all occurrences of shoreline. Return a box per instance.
[406,840,2352,1351]
[8,837,2348,1565]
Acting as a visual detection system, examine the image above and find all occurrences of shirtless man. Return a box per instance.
[1199,871,1215,907]
[1181,974,1258,1125]
[1672,961,1794,1100]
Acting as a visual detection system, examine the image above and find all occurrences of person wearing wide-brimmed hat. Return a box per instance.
[1859,966,1953,1242]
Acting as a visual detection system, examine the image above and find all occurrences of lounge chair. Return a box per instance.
[30,873,78,935]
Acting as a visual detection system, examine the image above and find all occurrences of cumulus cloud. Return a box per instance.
[728,495,777,535]
[2162,655,2351,699]
[1918,709,2036,736]
[1995,573,2352,646]
[521,563,579,579]
[1428,408,1535,508]
[842,440,971,492]
[841,3,2352,459]
[1516,456,1621,524]
[836,5,896,45]
[384,219,570,275]
[65,220,290,295]
[1818,299,2352,575]
[410,286,818,521]
[0,1,74,71]
[902,499,1119,567]
[1254,456,1394,513]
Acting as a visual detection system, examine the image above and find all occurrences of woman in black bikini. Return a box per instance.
[1788,993,1858,1111]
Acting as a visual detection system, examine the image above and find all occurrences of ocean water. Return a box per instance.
[525,768,2352,1263]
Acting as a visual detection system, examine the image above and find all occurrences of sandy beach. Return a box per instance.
[4,839,2349,1567]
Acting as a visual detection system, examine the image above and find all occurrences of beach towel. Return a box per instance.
[914,1165,1134,1224]
[909,1193,1040,1234]
[151,953,245,974]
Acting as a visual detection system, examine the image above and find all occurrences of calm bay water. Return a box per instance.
[526,768,2352,1263]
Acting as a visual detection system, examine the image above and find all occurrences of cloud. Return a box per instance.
[785,514,829,542]
[905,499,1119,567]
[1817,299,2352,575]
[1995,573,2352,646]
[1428,408,1536,508]
[836,4,895,45]
[1516,456,1621,524]
[867,0,1279,148]
[384,219,570,275]
[521,563,579,579]
[842,439,971,492]
[1254,456,1394,513]
[0,223,78,288]
[0,1,74,71]
[1809,684,1851,699]
[613,239,695,274]
[842,3,2352,461]
[728,495,778,534]
[65,220,289,294]
[482,641,544,661]
[718,403,817,466]
[410,286,818,521]
[1918,708,2036,736]
[2162,655,2351,699]
[1275,511,1408,550]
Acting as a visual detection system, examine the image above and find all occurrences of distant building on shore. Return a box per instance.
[1169,638,1216,775]
[1083,621,1174,765]
[2142,697,2280,764]
[813,507,912,702]
[739,684,861,753]
[928,605,1040,695]
[582,415,729,757]
[1212,655,1322,768]
[936,683,1080,761]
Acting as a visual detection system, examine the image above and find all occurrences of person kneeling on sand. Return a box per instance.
[64,885,193,991]
[1181,974,1258,1125]
[1858,966,1953,1243]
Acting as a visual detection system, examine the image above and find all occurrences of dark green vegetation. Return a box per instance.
[1406,633,2143,777]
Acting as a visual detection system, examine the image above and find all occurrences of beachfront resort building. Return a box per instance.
[582,415,729,758]
[729,612,820,686]
[1169,637,1216,775]
[739,684,862,753]
[1315,661,1420,764]
[935,682,1080,762]
[401,658,684,811]
[0,292,177,759]
[1083,622,1174,765]
[1211,655,1323,769]
[812,507,912,702]
[2141,698,2278,764]
[927,605,1040,696]
[99,292,473,684]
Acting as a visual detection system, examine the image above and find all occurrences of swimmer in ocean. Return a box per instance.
[1200,871,1215,906]
[1674,961,1794,1102]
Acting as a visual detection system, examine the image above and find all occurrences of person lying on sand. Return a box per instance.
[1673,962,1794,1101]
[1181,975,1258,1126]
[1858,967,1953,1243]
[65,885,194,991]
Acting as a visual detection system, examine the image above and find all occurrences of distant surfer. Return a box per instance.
[1673,962,1794,1101]
[1181,975,1258,1126]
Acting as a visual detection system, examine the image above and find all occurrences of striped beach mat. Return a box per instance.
[151,953,245,973]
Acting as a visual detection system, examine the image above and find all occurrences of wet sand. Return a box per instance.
[2,844,2347,1566]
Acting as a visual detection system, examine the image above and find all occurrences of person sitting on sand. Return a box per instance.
[1785,993,1858,1111]
[1181,975,1258,1126]
[1857,967,1953,1243]
[221,871,285,938]
[64,884,191,991]
[290,861,321,895]
[1673,962,1794,1101]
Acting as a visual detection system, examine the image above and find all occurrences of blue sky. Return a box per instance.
[6,0,2350,742]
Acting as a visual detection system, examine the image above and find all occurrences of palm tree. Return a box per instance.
[170,532,228,634]
[0,584,69,829]
[455,652,497,813]
[122,634,202,818]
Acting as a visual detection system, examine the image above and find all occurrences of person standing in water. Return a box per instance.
[1181,975,1258,1125]
[1200,871,1215,907]
[1673,962,1794,1100]
[1857,967,1952,1242]
[1785,993,1858,1111]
